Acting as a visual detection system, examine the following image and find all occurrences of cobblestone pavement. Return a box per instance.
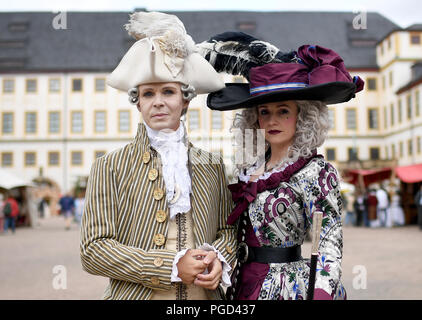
[1,216,421,300]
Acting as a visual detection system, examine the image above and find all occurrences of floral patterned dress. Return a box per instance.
[228,154,346,300]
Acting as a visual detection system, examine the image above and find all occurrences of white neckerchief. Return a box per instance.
[144,121,191,219]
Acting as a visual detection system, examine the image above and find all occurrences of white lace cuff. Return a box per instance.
[171,243,232,287]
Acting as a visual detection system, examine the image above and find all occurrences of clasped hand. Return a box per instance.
[176,249,223,290]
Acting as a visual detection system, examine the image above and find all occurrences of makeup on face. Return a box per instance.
[257,100,298,150]
[137,82,188,131]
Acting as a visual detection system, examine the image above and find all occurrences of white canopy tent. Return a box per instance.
[0,168,33,190]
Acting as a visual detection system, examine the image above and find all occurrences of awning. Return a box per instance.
[0,168,32,190]
[395,163,422,183]
[344,167,392,187]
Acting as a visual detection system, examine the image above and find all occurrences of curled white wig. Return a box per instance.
[231,100,329,173]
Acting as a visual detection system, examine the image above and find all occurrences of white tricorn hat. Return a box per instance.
[107,11,225,94]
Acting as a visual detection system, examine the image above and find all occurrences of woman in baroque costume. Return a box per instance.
[198,32,364,300]
[80,12,236,300]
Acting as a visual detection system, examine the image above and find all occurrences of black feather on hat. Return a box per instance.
[197,31,297,81]
[197,31,364,111]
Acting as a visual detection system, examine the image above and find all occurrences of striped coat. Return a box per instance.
[80,123,237,300]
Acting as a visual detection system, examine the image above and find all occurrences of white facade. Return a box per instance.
[319,29,422,167]
[0,72,237,191]
[1,29,422,192]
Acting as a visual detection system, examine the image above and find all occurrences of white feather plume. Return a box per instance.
[124,11,196,58]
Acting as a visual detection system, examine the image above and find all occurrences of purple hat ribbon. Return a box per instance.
[296,45,364,92]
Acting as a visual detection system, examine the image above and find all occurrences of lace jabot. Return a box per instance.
[144,121,191,219]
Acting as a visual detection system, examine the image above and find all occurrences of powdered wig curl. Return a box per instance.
[231,100,329,172]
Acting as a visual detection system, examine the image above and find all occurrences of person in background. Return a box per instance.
[3,193,20,234]
[59,192,75,230]
[353,189,367,227]
[367,188,379,228]
[342,190,355,226]
[0,194,4,234]
[387,190,405,227]
[74,193,85,225]
[415,185,422,230]
[376,186,389,227]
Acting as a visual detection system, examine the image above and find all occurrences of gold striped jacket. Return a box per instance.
[80,123,237,300]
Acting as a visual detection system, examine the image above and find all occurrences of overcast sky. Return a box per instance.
[1,0,421,28]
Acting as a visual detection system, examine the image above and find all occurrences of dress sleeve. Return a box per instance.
[303,159,345,299]
[80,157,177,291]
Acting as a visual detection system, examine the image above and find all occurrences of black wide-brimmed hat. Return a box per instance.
[197,32,364,111]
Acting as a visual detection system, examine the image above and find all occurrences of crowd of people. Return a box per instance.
[341,182,412,228]
[0,190,85,234]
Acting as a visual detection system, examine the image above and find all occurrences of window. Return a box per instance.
[369,147,380,160]
[368,108,379,129]
[71,111,83,133]
[48,152,59,166]
[407,95,412,120]
[49,112,60,133]
[72,78,83,92]
[211,111,223,130]
[417,136,421,154]
[2,112,13,134]
[391,144,396,159]
[398,99,402,123]
[71,151,83,165]
[346,109,357,130]
[410,32,421,45]
[24,152,36,166]
[326,148,336,161]
[389,71,393,87]
[95,78,106,92]
[390,103,395,126]
[188,109,200,131]
[3,79,14,93]
[1,152,13,167]
[95,151,106,159]
[415,91,420,117]
[26,79,37,93]
[408,139,413,156]
[49,78,60,93]
[94,111,106,133]
[399,141,404,158]
[328,109,335,130]
[367,78,377,90]
[25,112,37,134]
[0,40,25,48]
[236,21,256,32]
[8,22,29,32]
[384,106,388,129]
[118,110,130,132]
[348,147,358,161]
[382,75,386,90]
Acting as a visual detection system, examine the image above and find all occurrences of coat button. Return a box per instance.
[156,210,167,223]
[154,257,164,267]
[153,188,164,201]
[151,276,160,286]
[148,168,158,181]
[142,151,151,164]
[154,233,166,246]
